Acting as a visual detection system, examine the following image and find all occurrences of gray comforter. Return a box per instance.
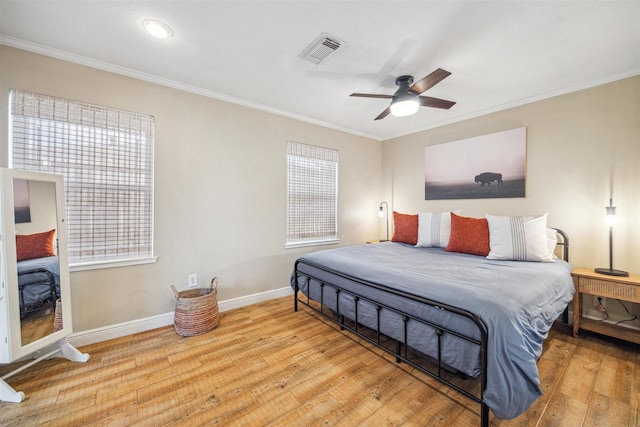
[291,242,575,419]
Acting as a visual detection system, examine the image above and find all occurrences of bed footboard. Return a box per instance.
[293,258,490,427]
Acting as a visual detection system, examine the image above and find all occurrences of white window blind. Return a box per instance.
[286,141,338,247]
[10,89,154,267]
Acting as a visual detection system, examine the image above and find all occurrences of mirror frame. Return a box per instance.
[0,168,73,363]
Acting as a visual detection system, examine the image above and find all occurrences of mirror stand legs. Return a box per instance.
[0,378,25,403]
[56,339,90,363]
[0,339,89,403]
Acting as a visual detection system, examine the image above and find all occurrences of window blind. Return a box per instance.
[286,141,338,246]
[10,89,154,265]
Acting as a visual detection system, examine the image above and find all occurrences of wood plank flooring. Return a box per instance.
[21,308,55,346]
[0,296,637,426]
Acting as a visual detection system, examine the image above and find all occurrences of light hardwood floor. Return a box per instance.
[0,296,637,426]
[21,308,55,346]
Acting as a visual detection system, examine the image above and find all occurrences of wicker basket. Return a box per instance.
[53,299,63,332]
[171,277,219,337]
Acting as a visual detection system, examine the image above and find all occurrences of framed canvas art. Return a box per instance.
[13,178,31,223]
[424,127,526,200]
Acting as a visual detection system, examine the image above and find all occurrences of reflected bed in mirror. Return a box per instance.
[14,179,61,346]
[17,247,60,345]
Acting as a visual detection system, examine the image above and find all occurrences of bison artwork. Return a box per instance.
[474,172,503,186]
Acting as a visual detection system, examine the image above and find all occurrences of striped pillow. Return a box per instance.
[415,211,459,248]
[485,214,554,262]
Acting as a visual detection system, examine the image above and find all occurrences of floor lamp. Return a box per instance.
[379,202,389,242]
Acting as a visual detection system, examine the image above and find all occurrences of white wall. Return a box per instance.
[382,76,640,324]
[0,46,382,332]
[14,180,57,236]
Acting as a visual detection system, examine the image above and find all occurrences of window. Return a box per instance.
[10,90,155,269]
[286,141,339,248]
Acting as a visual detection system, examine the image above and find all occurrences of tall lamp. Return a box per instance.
[594,198,629,277]
[379,202,389,242]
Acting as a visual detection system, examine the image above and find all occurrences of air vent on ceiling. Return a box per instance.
[298,33,344,65]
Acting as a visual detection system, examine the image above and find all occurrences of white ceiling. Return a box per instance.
[1,1,639,141]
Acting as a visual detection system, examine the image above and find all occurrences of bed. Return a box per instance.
[290,213,574,426]
[15,229,60,317]
[17,256,60,317]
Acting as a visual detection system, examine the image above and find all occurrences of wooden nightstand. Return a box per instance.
[571,268,640,344]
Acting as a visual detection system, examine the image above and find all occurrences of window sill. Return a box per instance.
[70,256,158,272]
[285,238,340,249]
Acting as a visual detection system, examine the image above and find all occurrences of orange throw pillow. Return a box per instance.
[445,213,489,256]
[16,229,56,261]
[391,211,418,245]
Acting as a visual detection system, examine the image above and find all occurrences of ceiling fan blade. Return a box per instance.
[374,107,391,120]
[350,93,393,99]
[409,68,451,94]
[418,96,456,109]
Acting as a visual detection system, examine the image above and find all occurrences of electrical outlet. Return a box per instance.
[593,295,606,308]
[188,273,198,288]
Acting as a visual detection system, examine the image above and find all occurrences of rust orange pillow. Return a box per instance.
[445,213,489,256]
[391,211,418,245]
[16,229,56,261]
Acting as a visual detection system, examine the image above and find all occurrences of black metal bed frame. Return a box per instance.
[293,229,569,427]
[18,267,57,318]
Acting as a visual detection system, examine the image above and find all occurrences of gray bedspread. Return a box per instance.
[17,255,61,311]
[291,242,575,419]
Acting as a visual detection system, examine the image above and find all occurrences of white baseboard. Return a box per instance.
[67,286,293,348]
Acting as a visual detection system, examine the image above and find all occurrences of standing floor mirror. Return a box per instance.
[0,168,88,403]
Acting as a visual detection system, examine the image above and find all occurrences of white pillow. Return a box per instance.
[485,214,554,262]
[546,228,559,259]
[416,211,459,248]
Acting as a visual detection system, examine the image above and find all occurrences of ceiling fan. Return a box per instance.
[350,68,456,120]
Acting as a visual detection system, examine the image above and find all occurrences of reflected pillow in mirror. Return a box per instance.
[16,229,56,261]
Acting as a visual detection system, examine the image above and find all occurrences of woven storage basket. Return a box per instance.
[171,277,219,337]
[53,299,63,332]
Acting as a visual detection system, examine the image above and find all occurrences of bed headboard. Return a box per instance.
[551,228,569,262]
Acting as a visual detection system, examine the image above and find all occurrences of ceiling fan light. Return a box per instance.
[390,98,419,117]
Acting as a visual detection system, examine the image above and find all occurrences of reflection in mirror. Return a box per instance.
[13,179,61,346]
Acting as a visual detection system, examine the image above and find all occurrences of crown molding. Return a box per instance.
[0,35,381,142]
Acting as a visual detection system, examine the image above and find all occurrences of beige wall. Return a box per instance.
[2,44,638,332]
[14,180,58,236]
[0,46,382,331]
[382,76,640,322]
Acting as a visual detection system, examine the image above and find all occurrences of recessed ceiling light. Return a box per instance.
[142,19,174,39]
